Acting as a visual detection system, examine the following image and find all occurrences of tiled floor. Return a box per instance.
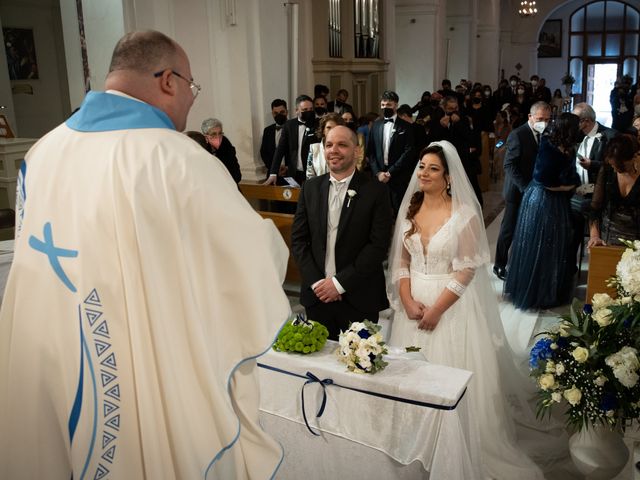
[283,179,638,479]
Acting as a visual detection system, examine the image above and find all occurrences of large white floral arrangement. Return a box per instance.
[530,239,640,431]
[336,320,388,374]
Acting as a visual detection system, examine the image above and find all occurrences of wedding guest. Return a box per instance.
[341,110,366,171]
[588,134,640,247]
[505,113,581,310]
[306,112,344,179]
[388,141,550,480]
[494,101,550,280]
[201,117,242,183]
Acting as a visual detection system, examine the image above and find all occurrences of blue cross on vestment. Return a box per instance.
[29,222,78,292]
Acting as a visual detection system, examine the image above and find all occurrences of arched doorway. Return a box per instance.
[568,0,640,122]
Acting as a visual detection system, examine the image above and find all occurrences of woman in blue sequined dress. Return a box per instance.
[505,112,581,310]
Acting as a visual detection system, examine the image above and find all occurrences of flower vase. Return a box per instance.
[568,425,629,479]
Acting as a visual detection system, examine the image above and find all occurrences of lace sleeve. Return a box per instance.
[393,243,411,282]
[452,207,491,271]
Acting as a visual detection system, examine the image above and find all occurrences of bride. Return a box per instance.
[388,141,558,479]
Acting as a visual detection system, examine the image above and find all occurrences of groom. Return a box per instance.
[291,126,393,339]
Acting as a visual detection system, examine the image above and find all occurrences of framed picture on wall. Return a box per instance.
[538,19,562,58]
[3,27,39,80]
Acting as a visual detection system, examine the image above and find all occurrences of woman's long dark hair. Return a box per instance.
[604,134,640,173]
[548,112,580,155]
[405,144,451,239]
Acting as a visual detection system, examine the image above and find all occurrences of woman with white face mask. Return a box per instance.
[201,117,242,184]
[505,113,582,310]
[513,83,531,120]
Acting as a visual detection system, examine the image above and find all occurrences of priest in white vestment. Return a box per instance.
[0,30,291,479]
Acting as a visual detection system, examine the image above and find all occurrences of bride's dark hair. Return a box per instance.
[405,144,451,238]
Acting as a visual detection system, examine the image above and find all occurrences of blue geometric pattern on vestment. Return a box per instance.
[70,289,121,480]
[93,320,110,338]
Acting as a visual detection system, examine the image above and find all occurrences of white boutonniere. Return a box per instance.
[346,189,357,207]
[594,132,603,140]
[391,128,396,135]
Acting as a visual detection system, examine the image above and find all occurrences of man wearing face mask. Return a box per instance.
[313,96,329,118]
[430,96,483,206]
[265,94,319,186]
[328,88,354,115]
[260,98,288,172]
[367,90,416,215]
[494,101,551,280]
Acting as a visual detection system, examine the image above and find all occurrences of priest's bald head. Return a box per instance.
[105,30,199,132]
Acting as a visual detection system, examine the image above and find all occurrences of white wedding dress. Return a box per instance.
[389,207,546,480]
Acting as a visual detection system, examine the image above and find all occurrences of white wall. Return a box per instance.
[394,1,444,105]
[0,0,71,137]
[82,0,125,90]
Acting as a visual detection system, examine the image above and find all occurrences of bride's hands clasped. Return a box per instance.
[402,297,426,320]
[418,307,442,331]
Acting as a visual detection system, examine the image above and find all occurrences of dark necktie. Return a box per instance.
[275,125,283,131]
[384,118,394,124]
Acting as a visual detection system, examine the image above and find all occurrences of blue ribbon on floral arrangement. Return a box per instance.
[301,372,333,436]
[257,363,467,437]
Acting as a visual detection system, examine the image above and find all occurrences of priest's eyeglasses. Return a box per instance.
[153,69,201,98]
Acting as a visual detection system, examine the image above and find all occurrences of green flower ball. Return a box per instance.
[273,320,329,354]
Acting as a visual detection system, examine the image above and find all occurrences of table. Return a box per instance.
[258,341,478,479]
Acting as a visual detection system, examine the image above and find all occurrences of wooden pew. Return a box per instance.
[585,245,625,302]
[239,182,300,283]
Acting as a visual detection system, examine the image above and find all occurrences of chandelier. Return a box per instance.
[518,1,538,17]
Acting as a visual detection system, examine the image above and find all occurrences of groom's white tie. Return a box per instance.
[326,179,346,277]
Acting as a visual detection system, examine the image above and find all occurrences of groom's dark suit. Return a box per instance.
[291,170,393,339]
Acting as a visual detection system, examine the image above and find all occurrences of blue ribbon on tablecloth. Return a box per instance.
[301,372,333,436]
[258,362,467,437]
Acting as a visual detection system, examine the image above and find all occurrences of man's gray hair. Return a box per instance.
[108,30,178,74]
[573,102,596,122]
[201,118,223,134]
[529,101,551,115]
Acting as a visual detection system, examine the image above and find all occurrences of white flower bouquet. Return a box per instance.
[336,320,388,374]
[530,239,640,431]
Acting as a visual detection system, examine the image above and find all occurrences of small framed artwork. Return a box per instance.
[538,19,562,58]
[3,27,39,80]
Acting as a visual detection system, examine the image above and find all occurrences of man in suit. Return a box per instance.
[494,101,551,280]
[570,102,618,264]
[573,102,618,183]
[259,98,288,173]
[292,125,393,340]
[367,90,416,215]
[429,96,483,206]
[264,94,319,186]
[328,89,354,115]
[397,103,428,154]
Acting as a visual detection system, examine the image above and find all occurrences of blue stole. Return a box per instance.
[66,91,175,132]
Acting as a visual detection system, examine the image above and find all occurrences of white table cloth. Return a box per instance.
[258,340,479,479]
